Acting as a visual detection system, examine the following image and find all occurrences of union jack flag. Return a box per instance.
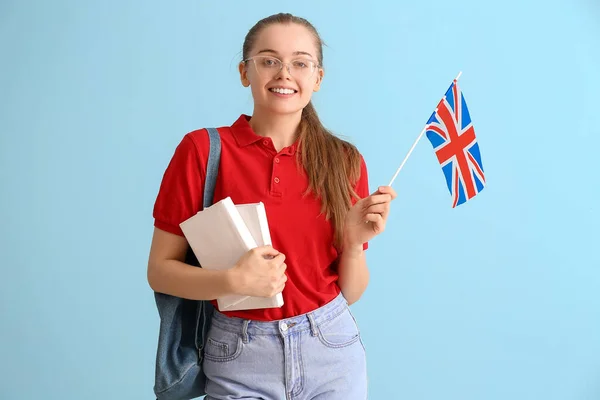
[425,79,485,207]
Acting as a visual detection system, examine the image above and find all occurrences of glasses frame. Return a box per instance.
[243,55,321,80]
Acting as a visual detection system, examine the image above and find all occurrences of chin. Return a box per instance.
[265,103,305,116]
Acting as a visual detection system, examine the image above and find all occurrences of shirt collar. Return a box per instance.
[230,114,301,155]
[231,114,263,147]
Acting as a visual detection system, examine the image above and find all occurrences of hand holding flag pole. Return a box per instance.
[388,71,462,187]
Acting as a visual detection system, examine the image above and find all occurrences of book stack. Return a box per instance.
[179,197,284,311]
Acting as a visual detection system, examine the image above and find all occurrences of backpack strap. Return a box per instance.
[203,128,221,209]
[194,127,221,358]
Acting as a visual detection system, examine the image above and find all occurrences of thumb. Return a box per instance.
[257,245,280,257]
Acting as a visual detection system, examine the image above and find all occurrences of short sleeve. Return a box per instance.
[153,134,207,236]
[354,155,370,250]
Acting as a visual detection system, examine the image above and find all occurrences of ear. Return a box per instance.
[239,61,250,87]
[313,68,324,92]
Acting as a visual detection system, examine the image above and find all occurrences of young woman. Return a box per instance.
[148,12,396,400]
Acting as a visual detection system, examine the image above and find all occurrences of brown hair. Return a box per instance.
[242,13,362,247]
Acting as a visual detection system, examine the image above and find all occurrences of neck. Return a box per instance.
[249,108,302,152]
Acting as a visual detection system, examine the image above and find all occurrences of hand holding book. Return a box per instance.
[228,246,287,298]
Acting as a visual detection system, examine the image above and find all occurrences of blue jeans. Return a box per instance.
[202,292,368,399]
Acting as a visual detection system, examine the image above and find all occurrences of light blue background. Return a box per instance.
[1,0,598,399]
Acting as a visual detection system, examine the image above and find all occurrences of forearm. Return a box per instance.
[148,259,236,301]
[336,244,369,305]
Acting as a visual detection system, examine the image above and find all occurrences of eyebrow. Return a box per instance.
[256,49,315,58]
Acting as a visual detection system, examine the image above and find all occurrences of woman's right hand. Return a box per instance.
[229,245,287,298]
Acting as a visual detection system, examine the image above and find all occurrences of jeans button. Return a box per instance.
[280,322,288,332]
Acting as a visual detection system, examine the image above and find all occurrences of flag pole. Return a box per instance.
[387,71,462,187]
[387,126,427,187]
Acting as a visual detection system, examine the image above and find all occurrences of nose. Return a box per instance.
[274,62,293,79]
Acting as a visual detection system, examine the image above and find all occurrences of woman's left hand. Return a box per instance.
[343,186,397,249]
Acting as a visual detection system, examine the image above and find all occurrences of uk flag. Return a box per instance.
[425,80,486,207]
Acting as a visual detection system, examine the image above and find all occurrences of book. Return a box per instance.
[224,203,284,311]
[179,197,284,311]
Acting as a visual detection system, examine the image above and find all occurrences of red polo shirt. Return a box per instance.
[153,114,369,321]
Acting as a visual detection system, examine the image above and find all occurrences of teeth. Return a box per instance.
[270,88,295,94]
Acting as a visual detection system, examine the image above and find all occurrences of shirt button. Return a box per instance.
[280,322,288,331]
[263,139,269,146]
[275,158,280,163]
[274,177,280,184]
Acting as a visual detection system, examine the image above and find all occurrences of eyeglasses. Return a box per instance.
[243,56,320,80]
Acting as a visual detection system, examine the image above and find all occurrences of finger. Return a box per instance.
[364,193,392,207]
[271,271,287,284]
[364,213,384,225]
[270,281,286,296]
[275,283,285,295]
[358,195,377,210]
[268,256,286,270]
[382,203,391,219]
[271,253,286,265]
[365,203,387,215]
[377,186,398,200]
[370,202,391,219]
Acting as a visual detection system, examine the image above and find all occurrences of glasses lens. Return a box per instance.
[251,56,281,79]
[289,59,316,79]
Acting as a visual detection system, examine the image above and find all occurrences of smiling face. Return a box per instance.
[239,23,324,116]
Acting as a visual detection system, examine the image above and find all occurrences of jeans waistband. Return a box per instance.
[210,292,349,337]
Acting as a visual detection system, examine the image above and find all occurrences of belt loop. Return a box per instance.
[242,320,250,343]
[307,313,318,337]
